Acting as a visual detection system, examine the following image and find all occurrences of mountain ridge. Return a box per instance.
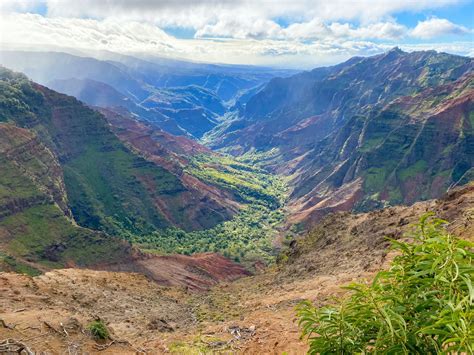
[208,49,474,226]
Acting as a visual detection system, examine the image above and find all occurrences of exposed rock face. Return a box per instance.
[106,252,251,291]
[0,124,70,217]
[210,50,473,225]
[286,73,473,224]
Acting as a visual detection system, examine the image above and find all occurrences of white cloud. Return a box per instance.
[329,22,407,40]
[41,0,464,26]
[1,13,178,54]
[411,18,471,39]
[0,4,472,68]
[195,16,282,39]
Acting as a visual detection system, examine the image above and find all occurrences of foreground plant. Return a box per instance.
[297,213,473,354]
[87,320,109,340]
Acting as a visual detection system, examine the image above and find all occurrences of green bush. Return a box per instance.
[87,320,109,340]
[297,213,473,354]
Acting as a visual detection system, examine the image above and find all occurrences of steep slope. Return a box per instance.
[210,49,473,225]
[97,108,287,266]
[0,67,237,237]
[287,73,474,224]
[0,123,133,274]
[98,107,241,219]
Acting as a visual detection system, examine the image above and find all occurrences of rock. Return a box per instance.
[147,318,175,332]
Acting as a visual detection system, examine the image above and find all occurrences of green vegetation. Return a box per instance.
[0,68,288,269]
[186,153,284,207]
[1,204,131,268]
[0,67,203,239]
[87,320,109,340]
[364,167,387,192]
[0,251,41,276]
[297,214,473,354]
[398,160,428,181]
[360,137,384,153]
[132,152,287,266]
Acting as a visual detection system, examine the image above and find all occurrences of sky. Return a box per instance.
[0,0,473,68]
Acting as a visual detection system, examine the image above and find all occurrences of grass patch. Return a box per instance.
[398,160,428,181]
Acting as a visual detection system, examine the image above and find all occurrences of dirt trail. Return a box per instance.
[1,184,472,353]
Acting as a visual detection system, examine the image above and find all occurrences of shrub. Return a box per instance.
[87,320,109,340]
[297,213,474,354]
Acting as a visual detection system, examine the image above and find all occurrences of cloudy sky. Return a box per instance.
[1,0,473,68]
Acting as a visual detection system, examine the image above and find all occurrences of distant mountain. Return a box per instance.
[92,50,296,102]
[0,51,150,100]
[48,77,133,109]
[0,50,295,138]
[210,49,474,225]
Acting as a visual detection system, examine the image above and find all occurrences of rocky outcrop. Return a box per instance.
[282,183,474,279]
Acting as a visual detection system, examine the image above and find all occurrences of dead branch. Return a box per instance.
[43,320,61,335]
[0,319,15,330]
[0,338,34,355]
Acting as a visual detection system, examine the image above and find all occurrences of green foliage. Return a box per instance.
[133,153,288,266]
[1,204,131,268]
[398,160,428,181]
[0,67,192,237]
[87,320,109,340]
[185,153,285,208]
[364,167,387,192]
[0,252,42,276]
[297,214,474,354]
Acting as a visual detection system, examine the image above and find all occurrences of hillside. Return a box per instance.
[0,66,292,270]
[209,49,474,226]
[0,123,133,274]
[1,184,472,353]
[0,67,244,237]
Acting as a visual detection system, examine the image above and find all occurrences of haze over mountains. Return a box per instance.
[0,50,295,138]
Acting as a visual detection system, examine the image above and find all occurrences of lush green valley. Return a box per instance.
[131,152,288,266]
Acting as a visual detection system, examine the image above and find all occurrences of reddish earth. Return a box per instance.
[99,107,241,231]
[106,252,251,291]
[1,183,472,353]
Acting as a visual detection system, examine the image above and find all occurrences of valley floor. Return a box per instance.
[1,184,473,354]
